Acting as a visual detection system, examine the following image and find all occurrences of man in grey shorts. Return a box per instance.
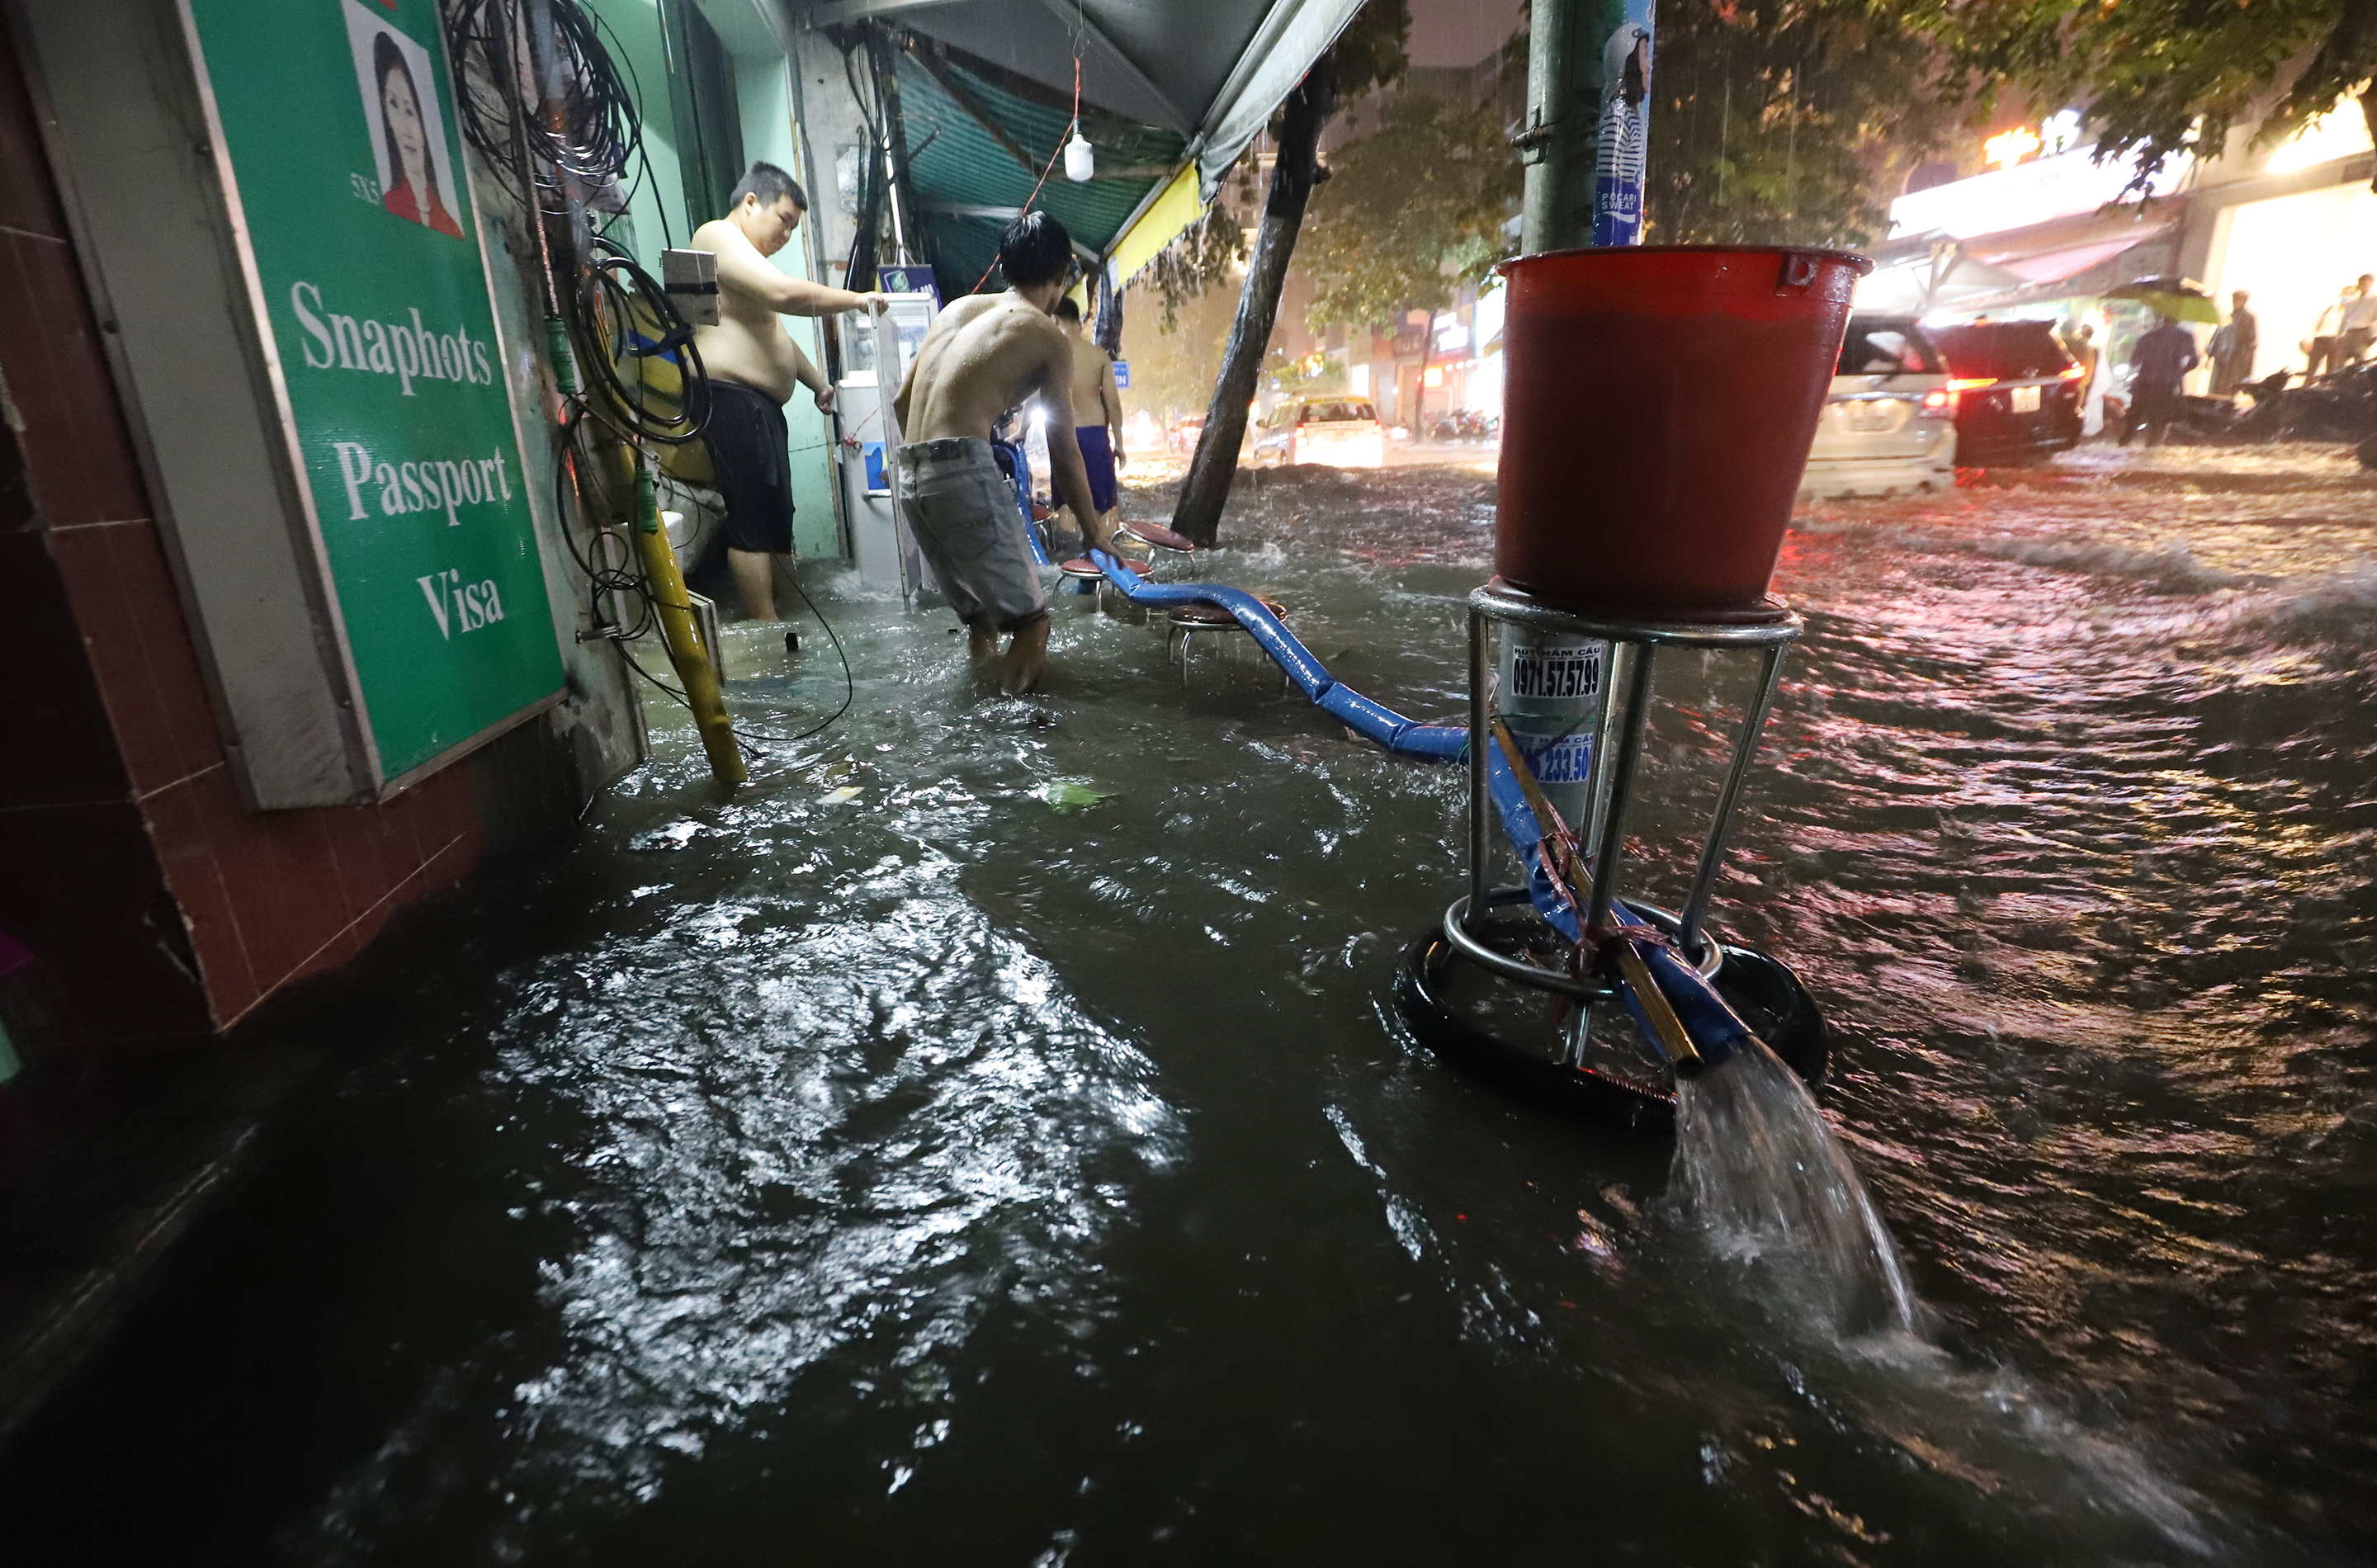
[891,212,1104,694]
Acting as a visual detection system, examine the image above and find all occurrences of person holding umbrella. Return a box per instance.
[2124,314,2199,447]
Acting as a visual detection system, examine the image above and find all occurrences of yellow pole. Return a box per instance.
[626,448,746,786]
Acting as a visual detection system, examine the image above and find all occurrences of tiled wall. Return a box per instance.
[0,26,484,1050]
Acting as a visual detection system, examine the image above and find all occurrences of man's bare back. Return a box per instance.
[890,214,1103,695]
[1066,328,1115,427]
[896,292,1103,541]
[899,295,1075,446]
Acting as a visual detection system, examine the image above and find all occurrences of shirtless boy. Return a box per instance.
[691,162,886,621]
[1052,295,1124,545]
[891,212,1104,695]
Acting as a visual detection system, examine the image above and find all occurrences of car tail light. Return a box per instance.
[2058,362,2088,380]
[1921,388,1955,414]
[1945,376,1996,392]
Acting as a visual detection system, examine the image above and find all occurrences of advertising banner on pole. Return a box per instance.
[182,0,561,786]
[1589,0,1656,247]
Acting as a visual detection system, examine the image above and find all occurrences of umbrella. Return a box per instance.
[2102,276,2222,324]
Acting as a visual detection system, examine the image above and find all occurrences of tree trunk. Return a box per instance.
[1172,64,1339,547]
[2364,88,2377,194]
[1411,313,1434,437]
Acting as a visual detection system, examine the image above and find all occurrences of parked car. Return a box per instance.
[1926,319,2086,464]
[1798,314,1958,500]
[1253,397,1386,468]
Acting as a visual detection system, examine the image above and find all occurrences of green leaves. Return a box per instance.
[1903,0,2373,191]
[1646,0,1954,247]
[1301,89,1524,336]
[1035,778,1115,814]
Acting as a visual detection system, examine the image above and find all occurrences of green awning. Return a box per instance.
[893,40,1185,290]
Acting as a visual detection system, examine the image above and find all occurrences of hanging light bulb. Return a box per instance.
[1064,125,1095,182]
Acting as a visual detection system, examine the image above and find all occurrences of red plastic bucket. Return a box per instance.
[1493,246,1871,617]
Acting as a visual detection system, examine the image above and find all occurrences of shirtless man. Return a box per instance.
[1052,295,1124,545]
[891,211,1103,695]
[690,162,886,621]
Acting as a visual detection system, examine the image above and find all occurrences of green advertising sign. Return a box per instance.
[185,0,561,783]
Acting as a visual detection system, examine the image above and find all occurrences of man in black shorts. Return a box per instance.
[690,163,886,619]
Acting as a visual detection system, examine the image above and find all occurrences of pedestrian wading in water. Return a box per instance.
[891,211,1105,696]
[689,162,887,621]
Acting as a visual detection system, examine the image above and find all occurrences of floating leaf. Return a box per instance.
[823,786,862,805]
[1037,778,1113,814]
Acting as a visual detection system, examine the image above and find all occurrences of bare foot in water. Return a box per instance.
[967,621,1001,683]
[1000,615,1051,695]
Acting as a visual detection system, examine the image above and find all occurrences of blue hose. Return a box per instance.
[995,439,1053,567]
[1092,551,1467,756]
[1089,549,1750,1069]
[1482,749,1753,1068]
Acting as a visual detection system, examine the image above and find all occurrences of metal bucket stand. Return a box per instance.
[1438,580,1803,1075]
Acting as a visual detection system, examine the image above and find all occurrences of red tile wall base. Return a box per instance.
[0,26,492,1051]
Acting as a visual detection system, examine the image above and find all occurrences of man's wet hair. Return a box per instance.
[1053,295,1082,323]
[730,162,806,213]
[999,210,1075,287]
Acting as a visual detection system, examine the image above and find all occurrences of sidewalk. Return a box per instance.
[0,1039,328,1451]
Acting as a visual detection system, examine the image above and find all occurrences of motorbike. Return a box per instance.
[1426,409,1500,442]
[2102,362,2377,453]
[2237,363,2377,454]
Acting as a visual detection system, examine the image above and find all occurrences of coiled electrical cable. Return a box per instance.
[579,234,712,446]
[444,0,638,209]
[551,402,854,762]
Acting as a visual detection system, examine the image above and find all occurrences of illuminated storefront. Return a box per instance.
[1864,102,2377,396]
[2197,110,2377,382]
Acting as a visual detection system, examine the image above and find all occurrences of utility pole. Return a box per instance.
[1517,0,1656,253]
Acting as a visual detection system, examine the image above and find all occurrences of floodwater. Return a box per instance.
[8,447,2376,1566]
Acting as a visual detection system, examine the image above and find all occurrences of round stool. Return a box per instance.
[1120,520,1198,579]
[1056,557,1103,605]
[1165,597,1288,690]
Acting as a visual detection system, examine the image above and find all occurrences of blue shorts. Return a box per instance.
[1075,425,1118,514]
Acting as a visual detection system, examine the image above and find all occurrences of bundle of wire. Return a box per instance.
[581,234,712,447]
[441,0,850,763]
[547,391,855,763]
[444,0,636,208]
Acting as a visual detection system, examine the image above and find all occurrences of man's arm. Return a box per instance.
[1099,353,1125,466]
[706,220,885,318]
[791,337,834,413]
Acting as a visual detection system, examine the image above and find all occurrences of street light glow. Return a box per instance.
[1984,125,2044,169]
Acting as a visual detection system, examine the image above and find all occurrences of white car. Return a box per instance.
[1798,314,1957,500]
[1253,397,1386,468]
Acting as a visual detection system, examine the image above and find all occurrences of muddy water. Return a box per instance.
[7,449,2375,1565]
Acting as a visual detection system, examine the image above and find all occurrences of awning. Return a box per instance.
[1107,164,1203,285]
[1855,205,2175,316]
[1960,207,2175,284]
[886,35,1191,290]
[790,0,1365,283]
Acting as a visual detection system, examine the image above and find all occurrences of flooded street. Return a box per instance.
[7,449,2375,1566]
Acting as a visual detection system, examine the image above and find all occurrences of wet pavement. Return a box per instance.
[4,446,2374,1566]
